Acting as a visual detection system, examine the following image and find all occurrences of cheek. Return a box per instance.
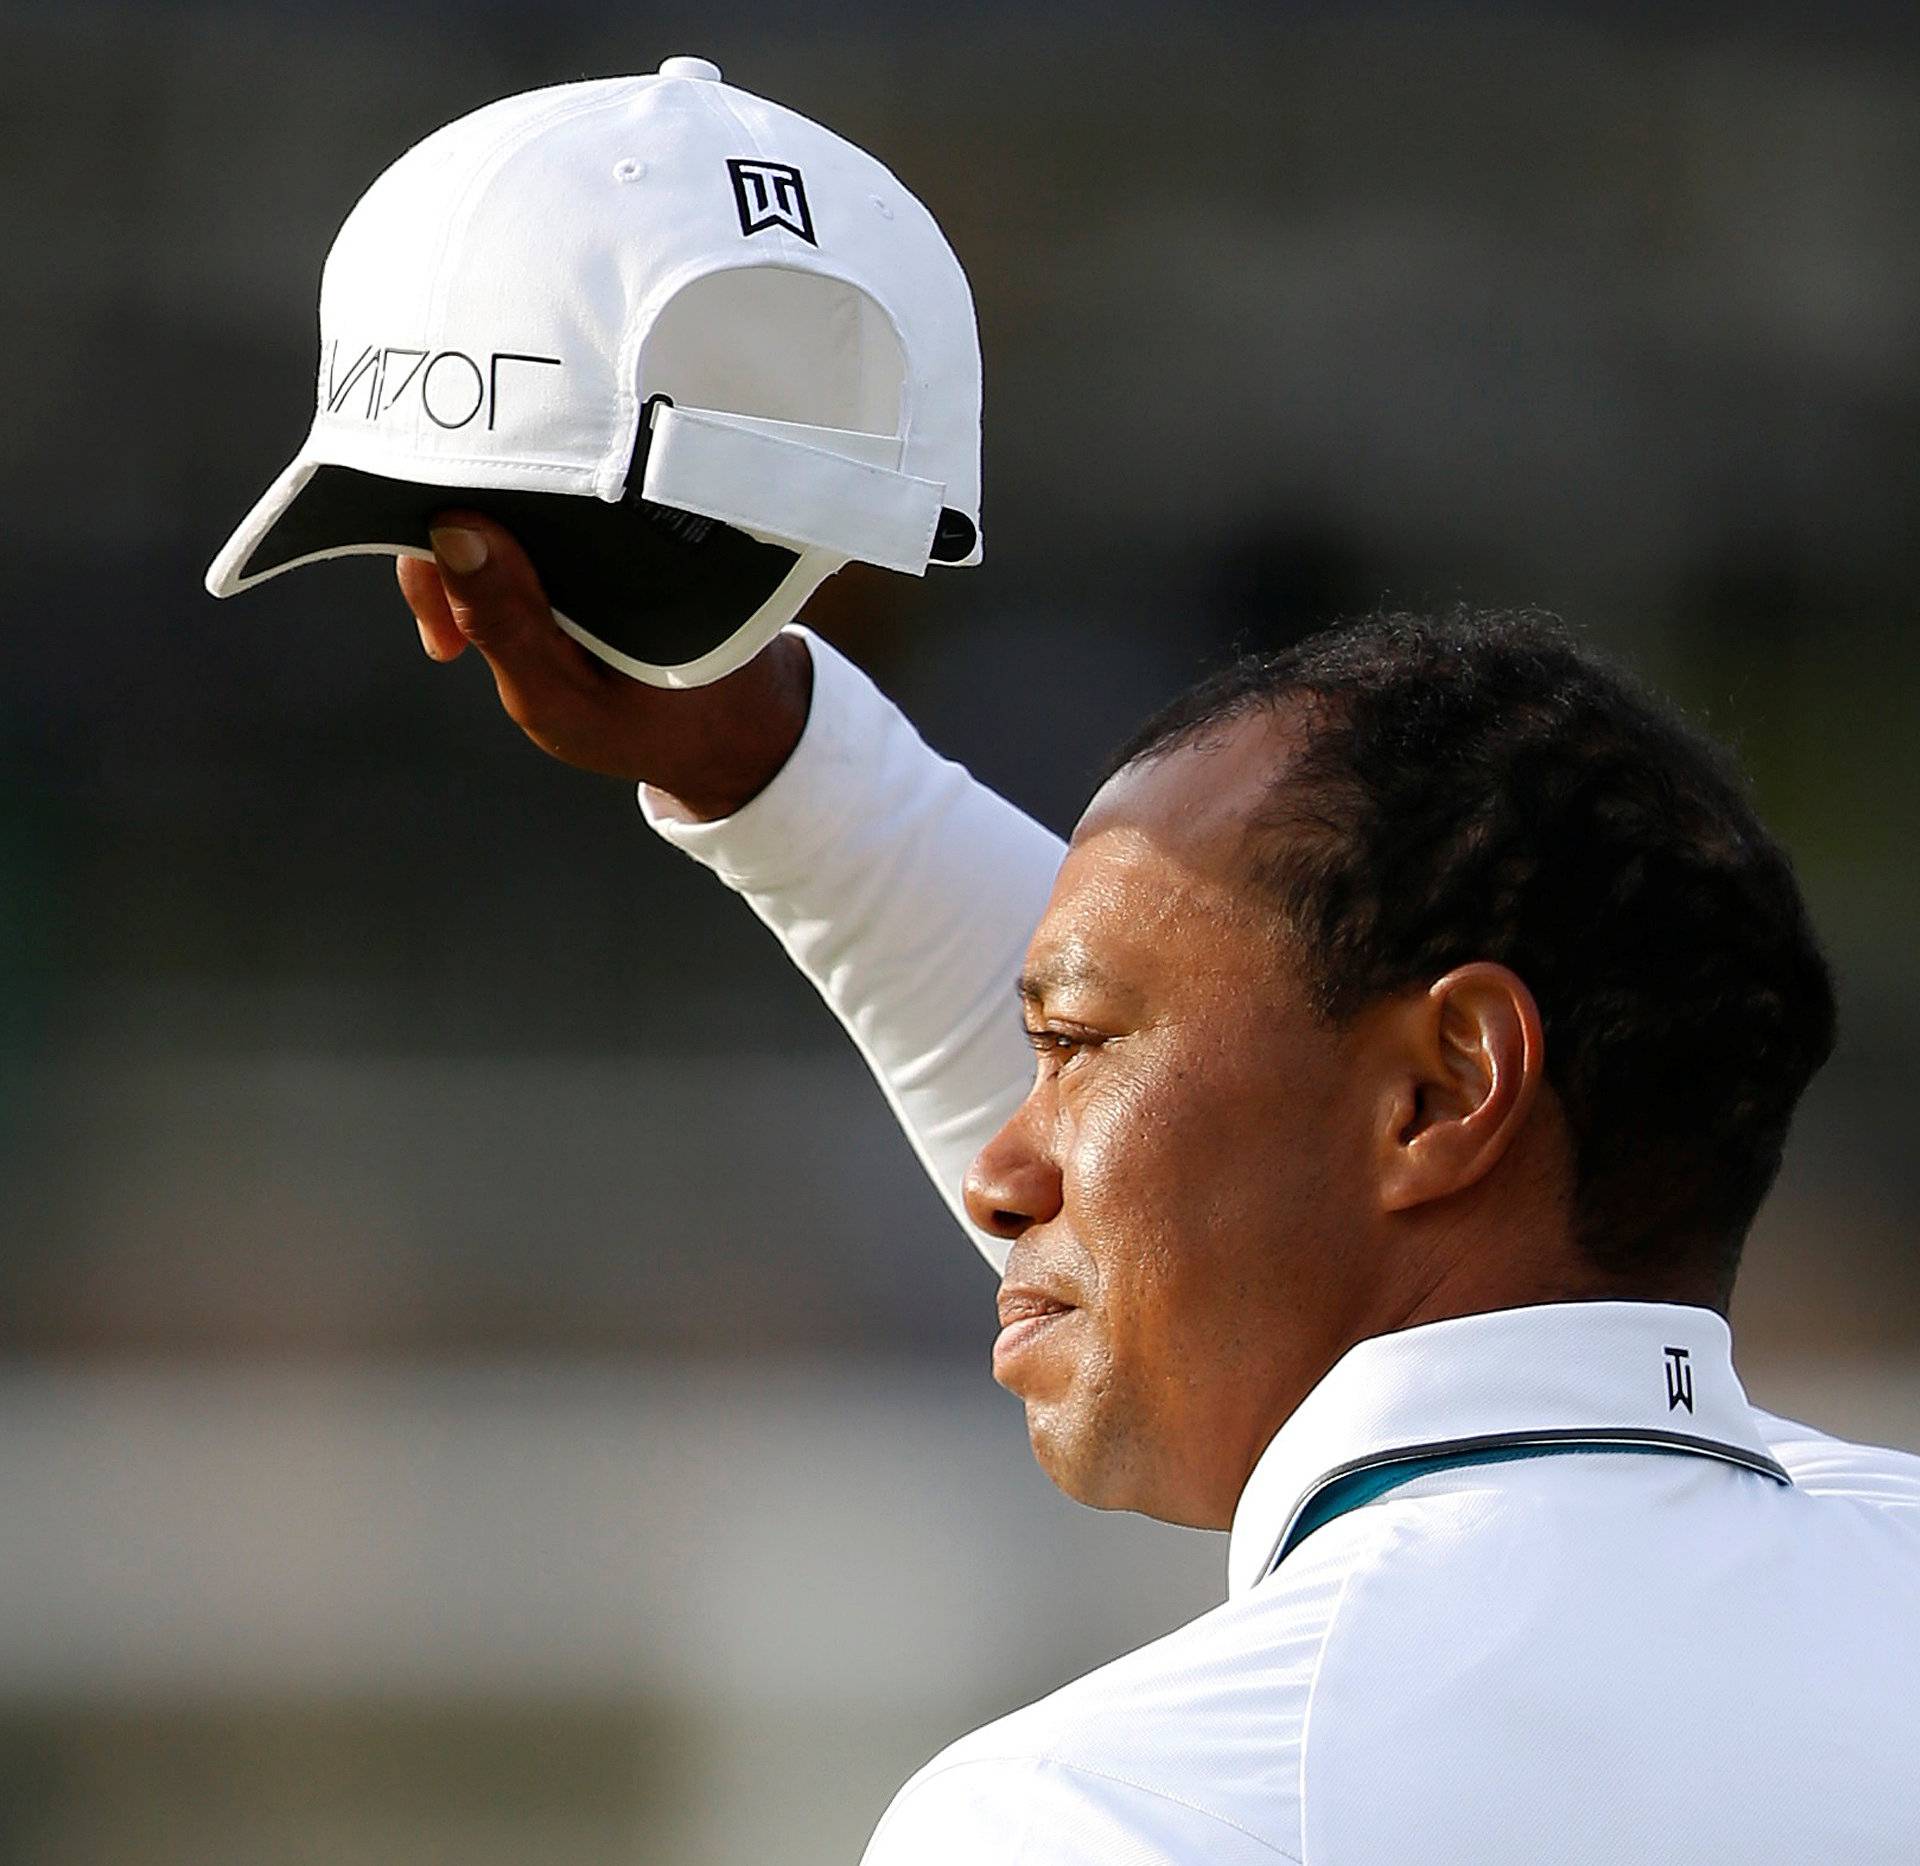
[1056,1055,1221,1317]
[1058,1040,1350,1339]
[1064,1044,1266,1203]
[1058,1064,1169,1214]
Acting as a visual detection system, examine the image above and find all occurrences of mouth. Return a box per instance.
[993,1284,1078,1383]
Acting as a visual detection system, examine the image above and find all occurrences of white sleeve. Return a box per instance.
[638,625,1067,1272]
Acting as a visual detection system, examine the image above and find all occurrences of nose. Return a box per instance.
[963,1095,1063,1240]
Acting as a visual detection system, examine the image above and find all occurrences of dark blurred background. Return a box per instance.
[2,2,1916,1860]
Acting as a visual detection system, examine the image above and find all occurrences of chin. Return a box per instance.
[1024,1403,1147,1514]
[1025,1404,1227,1528]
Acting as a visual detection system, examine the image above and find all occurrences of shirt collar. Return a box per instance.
[1226,1299,1788,1598]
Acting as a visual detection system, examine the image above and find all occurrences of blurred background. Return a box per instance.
[3,1,1918,1859]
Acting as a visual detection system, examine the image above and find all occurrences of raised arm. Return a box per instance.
[641,627,1063,1266]
[396,516,1063,1270]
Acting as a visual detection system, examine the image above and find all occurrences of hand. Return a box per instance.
[396,512,812,821]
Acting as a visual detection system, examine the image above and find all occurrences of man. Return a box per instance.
[401,517,1920,1863]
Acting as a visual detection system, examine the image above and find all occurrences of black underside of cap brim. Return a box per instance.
[245,462,799,669]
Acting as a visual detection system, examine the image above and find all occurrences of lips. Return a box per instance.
[993,1281,1078,1385]
[996,1285,1076,1329]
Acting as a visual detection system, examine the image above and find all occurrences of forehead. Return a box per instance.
[1023,710,1301,996]
[1075,707,1300,859]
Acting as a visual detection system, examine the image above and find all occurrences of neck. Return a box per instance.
[1364,1193,1726,1349]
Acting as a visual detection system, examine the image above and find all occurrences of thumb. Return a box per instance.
[426,511,557,662]
[427,511,607,737]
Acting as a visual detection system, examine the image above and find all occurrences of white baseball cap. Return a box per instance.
[205,56,982,687]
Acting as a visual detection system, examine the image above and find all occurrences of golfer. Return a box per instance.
[399,516,1920,1864]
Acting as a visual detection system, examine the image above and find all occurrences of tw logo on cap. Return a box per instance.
[728,159,816,245]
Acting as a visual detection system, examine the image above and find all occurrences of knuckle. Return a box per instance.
[449,596,513,646]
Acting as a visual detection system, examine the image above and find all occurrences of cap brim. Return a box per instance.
[206,453,807,680]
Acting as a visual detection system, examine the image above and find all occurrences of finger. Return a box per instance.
[427,511,584,665]
[396,554,467,661]
[426,510,608,731]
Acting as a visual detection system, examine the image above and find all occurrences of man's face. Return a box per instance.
[964,711,1394,1530]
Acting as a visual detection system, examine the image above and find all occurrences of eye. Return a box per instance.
[1024,1026,1102,1067]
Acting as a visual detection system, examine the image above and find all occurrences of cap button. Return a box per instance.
[657,56,721,82]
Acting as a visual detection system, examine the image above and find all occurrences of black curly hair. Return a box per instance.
[1103,607,1836,1302]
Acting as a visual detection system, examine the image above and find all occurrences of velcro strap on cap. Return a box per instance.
[639,402,945,576]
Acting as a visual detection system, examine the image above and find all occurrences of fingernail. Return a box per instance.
[416,615,440,660]
[431,526,487,576]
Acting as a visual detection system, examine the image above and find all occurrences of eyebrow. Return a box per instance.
[1016,951,1124,1005]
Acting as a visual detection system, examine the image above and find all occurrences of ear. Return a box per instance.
[1375,962,1546,1214]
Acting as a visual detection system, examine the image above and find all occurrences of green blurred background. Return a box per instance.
[2,2,1916,1859]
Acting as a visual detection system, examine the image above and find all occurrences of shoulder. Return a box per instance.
[1751,1406,1920,1506]
[861,1531,1362,1866]
[1289,1449,1920,1861]
[859,1751,1302,1866]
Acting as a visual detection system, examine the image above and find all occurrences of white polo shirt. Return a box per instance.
[643,629,1920,1864]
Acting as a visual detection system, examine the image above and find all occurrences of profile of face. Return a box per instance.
[963,709,1560,1531]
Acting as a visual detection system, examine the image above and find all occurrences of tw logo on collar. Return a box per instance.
[1664,1345,1695,1414]
[728,159,816,244]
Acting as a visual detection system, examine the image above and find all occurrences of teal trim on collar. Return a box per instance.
[1275,1443,1691,1571]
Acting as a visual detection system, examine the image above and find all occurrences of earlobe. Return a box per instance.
[1379,963,1545,1213]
